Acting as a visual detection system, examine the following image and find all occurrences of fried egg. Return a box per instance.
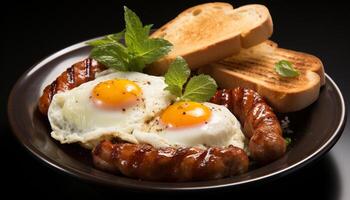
[133,101,246,149]
[48,70,175,148]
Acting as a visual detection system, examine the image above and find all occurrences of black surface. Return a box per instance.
[2,0,350,199]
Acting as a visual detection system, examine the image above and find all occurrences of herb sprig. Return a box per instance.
[164,57,217,102]
[87,7,173,72]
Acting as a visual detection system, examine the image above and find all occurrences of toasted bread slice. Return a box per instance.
[147,3,273,75]
[199,40,325,113]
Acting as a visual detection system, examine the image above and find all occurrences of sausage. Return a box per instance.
[38,58,105,114]
[39,57,284,175]
[92,140,249,182]
[210,88,286,163]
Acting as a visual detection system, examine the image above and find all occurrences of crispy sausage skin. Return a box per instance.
[39,57,285,179]
[210,88,286,163]
[92,141,249,181]
[38,58,105,114]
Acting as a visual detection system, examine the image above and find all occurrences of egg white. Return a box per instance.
[48,70,175,148]
[133,102,247,150]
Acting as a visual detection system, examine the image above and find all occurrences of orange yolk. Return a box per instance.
[91,79,142,109]
[160,101,211,128]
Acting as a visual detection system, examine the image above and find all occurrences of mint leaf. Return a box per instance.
[182,74,217,102]
[275,60,300,77]
[128,38,172,72]
[164,57,190,97]
[137,38,173,64]
[164,57,218,102]
[124,6,145,51]
[86,31,125,46]
[90,43,129,71]
[285,137,292,146]
[87,7,172,72]
[127,55,146,72]
[124,7,172,71]
[143,24,153,37]
[126,38,172,72]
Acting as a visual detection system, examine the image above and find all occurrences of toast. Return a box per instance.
[147,3,273,75]
[199,40,325,113]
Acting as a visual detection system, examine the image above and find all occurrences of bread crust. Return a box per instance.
[199,41,324,113]
[147,3,273,75]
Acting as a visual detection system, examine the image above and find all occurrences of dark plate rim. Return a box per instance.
[7,39,347,191]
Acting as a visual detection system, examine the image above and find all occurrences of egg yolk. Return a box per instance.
[91,79,142,109]
[160,101,211,128]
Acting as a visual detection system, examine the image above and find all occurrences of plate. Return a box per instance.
[7,39,347,191]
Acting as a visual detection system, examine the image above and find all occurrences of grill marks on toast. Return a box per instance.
[217,58,308,90]
[213,44,323,90]
[200,41,324,112]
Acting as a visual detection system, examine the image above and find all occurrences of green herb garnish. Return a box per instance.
[285,137,292,146]
[87,7,173,72]
[275,60,300,77]
[86,31,125,46]
[164,57,190,97]
[164,57,217,102]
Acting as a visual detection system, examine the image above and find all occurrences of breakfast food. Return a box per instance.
[48,70,175,148]
[211,88,286,163]
[148,3,273,75]
[37,3,324,182]
[92,140,249,181]
[39,58,105,115]
[200,40,325,112]
[133,102,246,149]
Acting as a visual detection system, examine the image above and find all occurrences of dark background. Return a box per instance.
[2,0,350,199]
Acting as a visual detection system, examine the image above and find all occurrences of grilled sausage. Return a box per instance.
[38,58,105,114]
[92,140,249,182]
[39,57,284,176]
[210,88,286,163]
